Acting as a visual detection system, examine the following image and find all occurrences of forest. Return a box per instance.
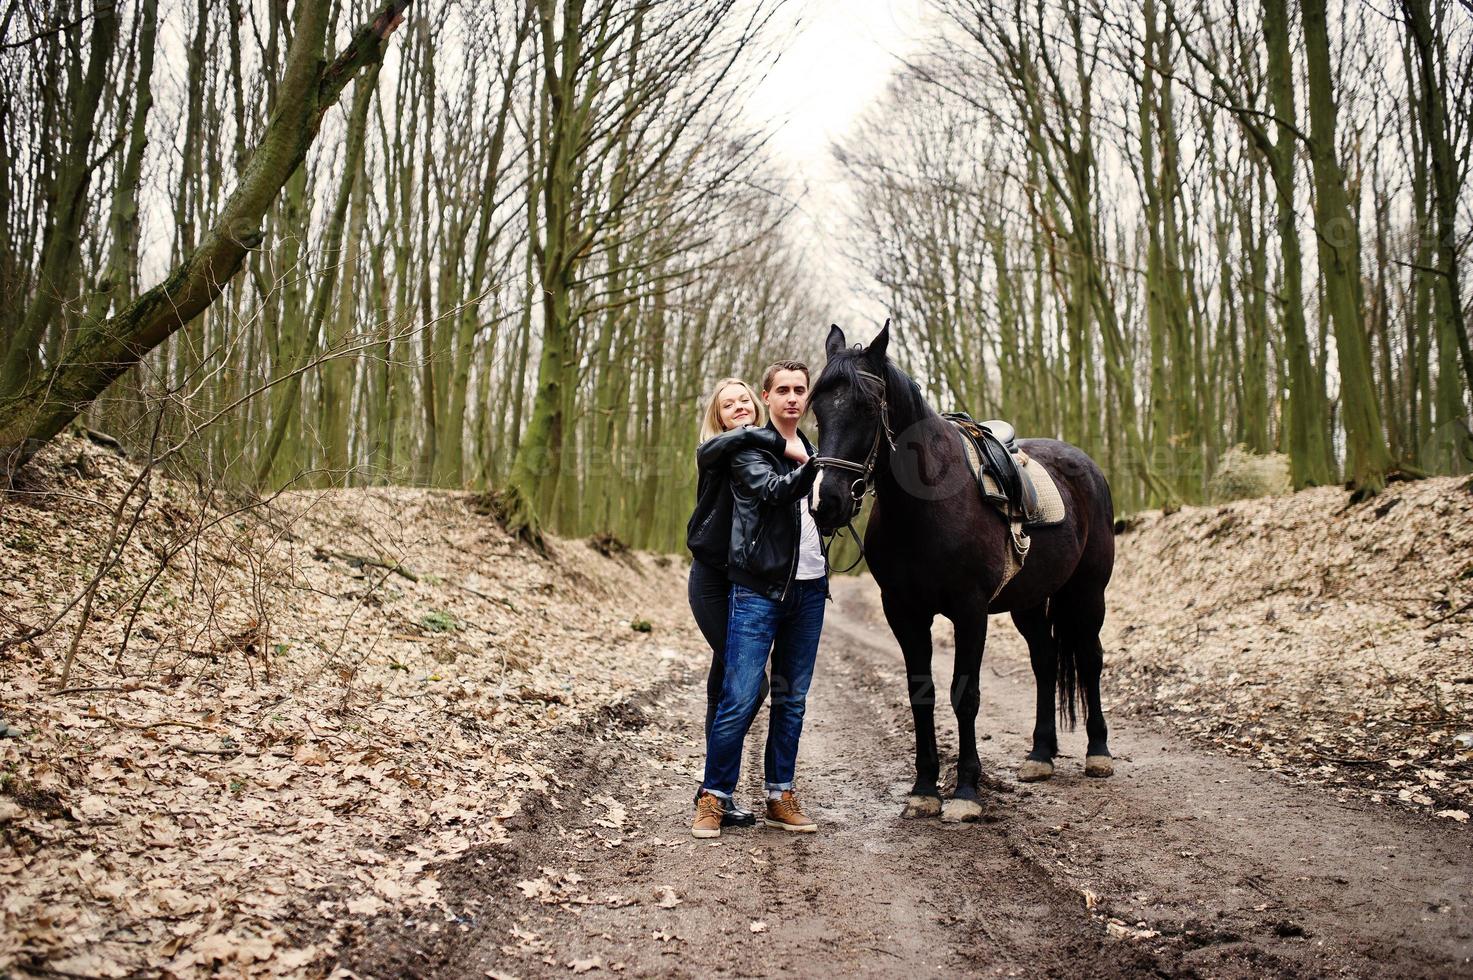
[1,0,1469,544]
[3,4,1473,975]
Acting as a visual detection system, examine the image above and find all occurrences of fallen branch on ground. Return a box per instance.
[313,547,419,582]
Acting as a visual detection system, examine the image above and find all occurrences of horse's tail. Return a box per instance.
[1054,620,1089,731]
[1054,456,1112,731]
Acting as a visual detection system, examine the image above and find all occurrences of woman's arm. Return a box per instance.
[695,425,785,472]
[730,447,818,504]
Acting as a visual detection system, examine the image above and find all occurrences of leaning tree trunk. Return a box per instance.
[0,1,410,483]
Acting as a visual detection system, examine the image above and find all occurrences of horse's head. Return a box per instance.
[808,321,895,533]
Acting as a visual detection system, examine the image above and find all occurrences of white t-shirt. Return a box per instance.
[796,502,826,580]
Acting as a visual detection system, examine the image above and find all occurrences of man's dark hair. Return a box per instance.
[761,360,810,392]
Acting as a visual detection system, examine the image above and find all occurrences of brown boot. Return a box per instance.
[764,790,817,832]
[691,791,724,839]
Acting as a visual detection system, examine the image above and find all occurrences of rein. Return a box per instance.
[810,368,897,573]
[818,520,866,574]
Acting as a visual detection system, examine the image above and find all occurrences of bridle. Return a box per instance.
[811,368,897,505]
[810,367,898,573]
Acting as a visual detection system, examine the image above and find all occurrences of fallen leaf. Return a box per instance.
[517,878,554,901]
[372,874,404,899]
[591,795,627,829]
[1106,920,1160,941]
[293,743,328,766]
[276,946,320,970]
[750,920,767,933]
[655,886,681,909]
[235,934,275,963]
[568,956,602,973]
[346,894,383,916]
[77,794,110,819]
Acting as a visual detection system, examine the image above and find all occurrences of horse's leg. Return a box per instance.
[882,593,940,818]
[1067,587,1113,777]
[941,609,988,823]
[1011,602,1058,782]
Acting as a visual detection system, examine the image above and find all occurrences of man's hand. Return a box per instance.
[783,438,809,465]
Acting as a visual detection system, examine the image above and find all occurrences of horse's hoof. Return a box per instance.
[1017,759,1055,782]
[1084,755,1115,778]
[940,798,983,823]
[901,795,942,819]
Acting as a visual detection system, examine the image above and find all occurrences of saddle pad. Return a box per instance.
[961,440,1067,527]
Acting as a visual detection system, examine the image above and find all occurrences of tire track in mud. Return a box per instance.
[340,576,1472,978]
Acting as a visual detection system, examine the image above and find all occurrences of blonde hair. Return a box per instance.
[698,377,765,443]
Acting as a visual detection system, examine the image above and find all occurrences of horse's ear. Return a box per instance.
[825,324,846,358]
[865,319,891,366]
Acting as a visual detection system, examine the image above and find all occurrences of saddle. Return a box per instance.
[942,413,1041,524]
[941,413,1066,598]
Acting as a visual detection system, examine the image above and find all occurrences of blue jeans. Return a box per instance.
[701,578,827,798]
[688,559,769,740]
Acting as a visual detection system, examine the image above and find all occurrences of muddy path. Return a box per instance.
[340,576,1473,978]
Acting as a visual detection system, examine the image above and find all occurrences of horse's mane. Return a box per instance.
[812,348,879,399]
[813,347,933,423]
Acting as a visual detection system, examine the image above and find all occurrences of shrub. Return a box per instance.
[1209,444,1292,502]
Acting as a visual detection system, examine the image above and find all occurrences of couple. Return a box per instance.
[685,360,828,839]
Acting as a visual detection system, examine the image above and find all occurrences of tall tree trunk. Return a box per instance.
[434,0,532,486]
[1403,0,1473,470]
[89,0,157,325]
[0,1,118,394]
[503,0,593,543]
[1256,0,1338,487]
[1239,166,1271,453]
[1301,0,1395,497]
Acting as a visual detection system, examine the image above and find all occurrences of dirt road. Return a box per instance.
[341,576,1473,978]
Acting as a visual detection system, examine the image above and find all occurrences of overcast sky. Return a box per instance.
[743,0,929,331]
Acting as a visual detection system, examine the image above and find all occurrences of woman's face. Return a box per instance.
[717,384,756,430]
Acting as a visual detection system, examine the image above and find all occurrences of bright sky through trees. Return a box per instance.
[744,0,928,323]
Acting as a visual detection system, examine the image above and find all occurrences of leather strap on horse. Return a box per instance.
[811,367,895,575]
[942,414,1034,600]
[991,517,1029,601]
[818,517,867,574]
[810,369,895,500]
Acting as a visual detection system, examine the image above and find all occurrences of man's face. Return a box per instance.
[763,369,809,424]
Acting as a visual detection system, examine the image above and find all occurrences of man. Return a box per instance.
[692,360,828,838]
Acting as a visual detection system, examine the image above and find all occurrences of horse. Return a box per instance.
[808,323,1116,822]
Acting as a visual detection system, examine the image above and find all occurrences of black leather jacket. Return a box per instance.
[727,422,822,600]
[686,425,786,568]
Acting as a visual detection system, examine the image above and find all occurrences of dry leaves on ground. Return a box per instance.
[0,436,708,976]
[1100,477,1473,819]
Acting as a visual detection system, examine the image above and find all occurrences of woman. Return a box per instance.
[685,377,804,827]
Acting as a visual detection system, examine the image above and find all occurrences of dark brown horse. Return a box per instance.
[809,324,1115,821]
